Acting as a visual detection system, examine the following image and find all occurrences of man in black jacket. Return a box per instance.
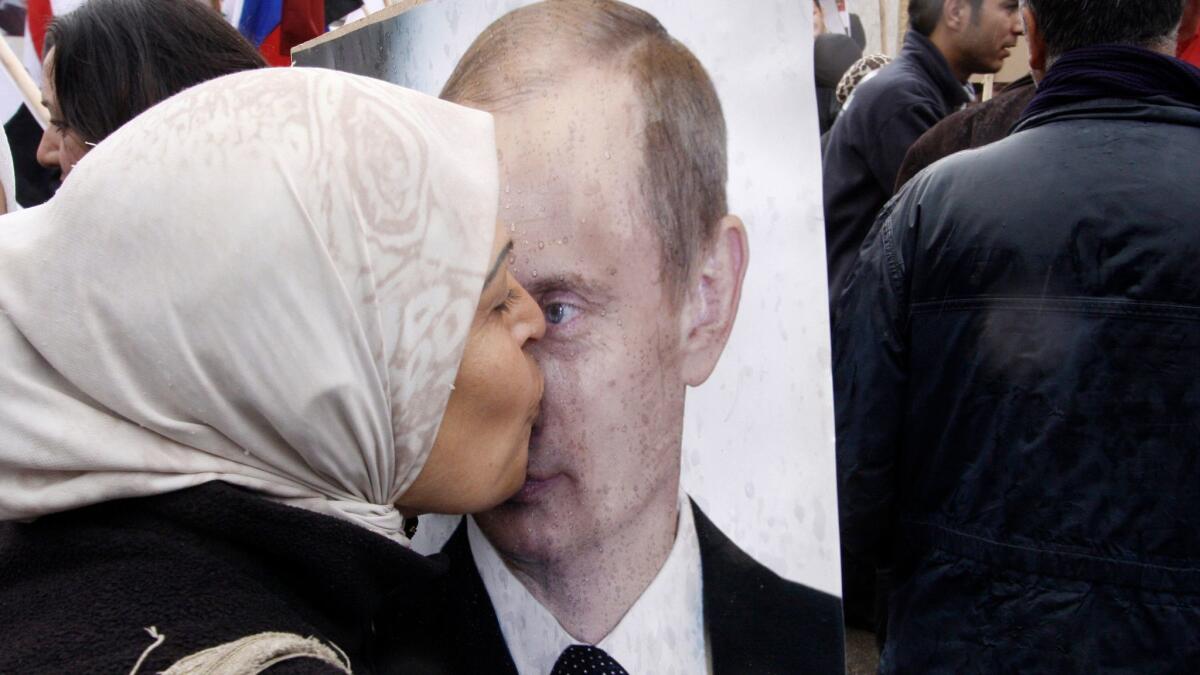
[835,0,1200,671]
[822,0,1022,304]
[386,2,844,673]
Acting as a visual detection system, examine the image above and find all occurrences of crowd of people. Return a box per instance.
[826,0,1200,672]
[0,0,1196,672]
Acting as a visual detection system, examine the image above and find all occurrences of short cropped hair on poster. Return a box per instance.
[441,0,727,299]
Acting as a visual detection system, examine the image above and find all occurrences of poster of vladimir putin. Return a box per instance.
[296,1,845,672]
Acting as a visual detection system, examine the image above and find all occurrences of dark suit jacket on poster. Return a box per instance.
[381,500,845,674]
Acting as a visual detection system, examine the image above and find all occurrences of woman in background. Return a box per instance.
[0,67,543,673]
[36,0,265,181]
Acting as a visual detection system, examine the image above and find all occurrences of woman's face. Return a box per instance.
[36,49,91,180]
[397,219,546,516]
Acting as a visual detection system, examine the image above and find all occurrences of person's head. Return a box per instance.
[0,68,544,536]
[837,53,893,106]
[910,0,1023,80]
[37,0,266,180]
[1021,0,1188,75]
[442,0,748,566]
[813,0,827,36]
[815,34,866,88]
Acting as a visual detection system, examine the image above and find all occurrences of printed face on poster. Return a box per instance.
[296,0,841,669]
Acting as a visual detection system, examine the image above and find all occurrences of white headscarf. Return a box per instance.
[0,68,498,544]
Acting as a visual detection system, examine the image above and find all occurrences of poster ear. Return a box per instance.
[680,215,749,387]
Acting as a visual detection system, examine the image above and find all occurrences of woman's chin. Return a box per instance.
[480,440,529,511]
[496,452,530,506]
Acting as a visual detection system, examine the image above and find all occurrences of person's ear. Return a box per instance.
[942,0,971,33]
[1022,6,1047,80]
[679,215,749,387]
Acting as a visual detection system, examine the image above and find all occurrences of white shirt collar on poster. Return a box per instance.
[467,492,711,675]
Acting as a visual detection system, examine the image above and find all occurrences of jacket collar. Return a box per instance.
[900,31,972,110]
[1013,97,1200,134]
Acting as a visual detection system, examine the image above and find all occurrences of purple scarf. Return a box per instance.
[1022,44,1200,121]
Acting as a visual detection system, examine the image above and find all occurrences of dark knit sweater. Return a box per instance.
[0,481,445,673]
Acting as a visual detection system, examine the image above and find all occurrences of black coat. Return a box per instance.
[822,30,970,303]
[834,94,1200,673]
[383,500,845,674]
[0,481,444,673]
[814,33,864,135]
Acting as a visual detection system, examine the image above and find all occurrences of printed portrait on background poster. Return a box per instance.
[295,1,844,671]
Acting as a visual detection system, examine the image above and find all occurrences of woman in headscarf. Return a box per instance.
[0,67,544,673]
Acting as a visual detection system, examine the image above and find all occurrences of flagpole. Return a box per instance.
[0,36,49,129]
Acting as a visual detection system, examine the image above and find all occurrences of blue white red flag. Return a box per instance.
[235,0,336,67]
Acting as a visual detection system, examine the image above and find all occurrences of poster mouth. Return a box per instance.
[507,472,562,505]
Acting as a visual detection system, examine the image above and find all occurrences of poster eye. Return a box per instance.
[543,302,580,325]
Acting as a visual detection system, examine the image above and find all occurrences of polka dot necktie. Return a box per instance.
[549,645,630,675]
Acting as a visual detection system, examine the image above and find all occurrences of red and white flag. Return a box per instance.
[22,0,85,86]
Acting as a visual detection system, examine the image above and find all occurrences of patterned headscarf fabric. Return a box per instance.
[836,53,892,105]
[0,68,498,544]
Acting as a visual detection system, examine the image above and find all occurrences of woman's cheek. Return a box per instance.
[472,329,532,421]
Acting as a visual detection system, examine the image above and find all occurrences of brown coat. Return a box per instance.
[894,75,1037,192]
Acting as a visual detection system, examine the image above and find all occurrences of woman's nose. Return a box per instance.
[514,284,546,345]
[36,127,60,170]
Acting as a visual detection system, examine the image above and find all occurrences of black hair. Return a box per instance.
[1024,0,1186,58]
[908,0,986,36]
[45,0,267,144]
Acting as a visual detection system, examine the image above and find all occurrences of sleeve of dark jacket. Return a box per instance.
[867,103,945,196]
[831,186,920,629]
